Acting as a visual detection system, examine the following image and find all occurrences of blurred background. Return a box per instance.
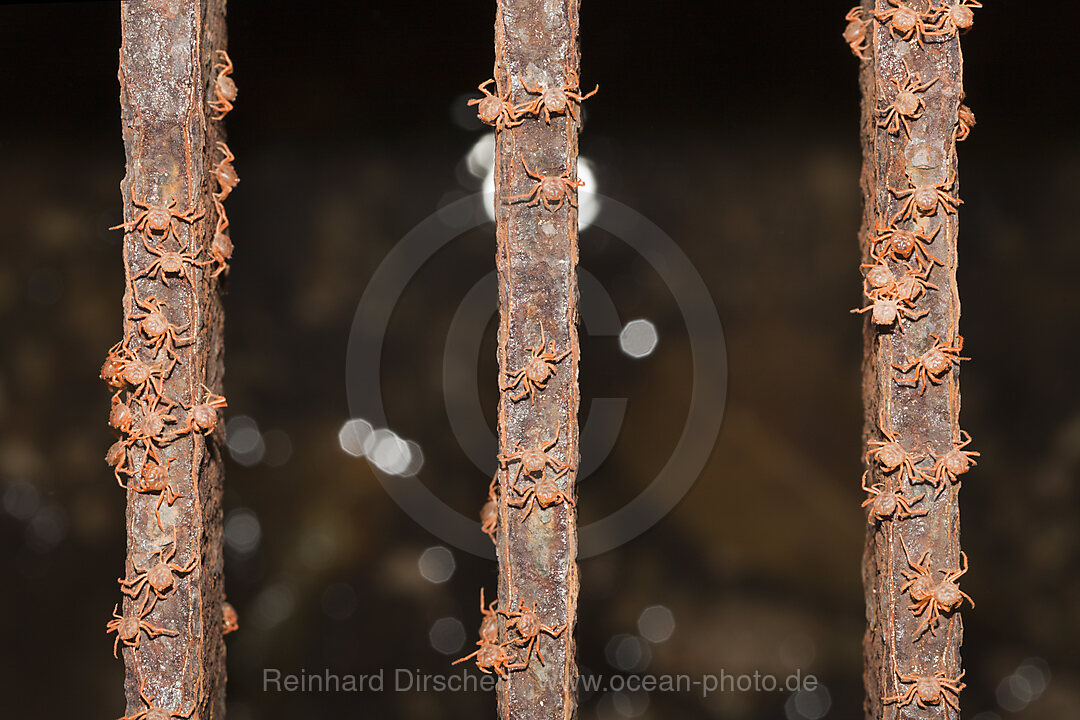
[1,1,1078,718]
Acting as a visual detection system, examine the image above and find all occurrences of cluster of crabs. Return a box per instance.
[465,68,591,676]
[469,70,596,214]
[844,0,982,57]
[844,3,982,714]
[102,48,239,717]
[463,320,575,676]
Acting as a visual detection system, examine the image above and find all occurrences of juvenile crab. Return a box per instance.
[892,264,939,304]
[209,209,234,279]
[223,600,240,635]
[956,102,976,141]
[892,334,969,394]
[900,540,973,636]
[476,587,500,644]
[865,426,924,479]
[502,321,570,403]
[120,352,172,398]
[509,467,575,520]
[890,170,962,223]
[507,157,584,212]
[452,634,518,678]
[519,70,597,124]
[467,78,523,130]
[111,197,204,242]
[884,668,966,712]
[120,532,198,613]
[851,290,928,327]
[130,446,184,531]
[500,594,566,668]
[498,422,570,487]
[842,6,870,60]
[860,472,926,524]
[105,438,136,487]
[873,0,936,46]
[109,393,135,434]
[876,62,938,137]
[871,223,942,268]
[213,141,240,200]
[105,601,177,657]
[924,429,980,488]
[861,261,897,296]
[137,235,206,287]
[175,384,228,436]
[130,398,178,445]
[480,473,499,542]
[209,49,237,120]
[131,295,191,357]
[101,341,131,390]
[120,678,196,720]
[927,0,981,36]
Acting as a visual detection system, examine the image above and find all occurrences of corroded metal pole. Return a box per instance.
[846,2,979,718]
[105,1,232,717]
[493,1,584,718]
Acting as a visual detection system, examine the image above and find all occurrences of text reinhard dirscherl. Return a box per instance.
[263,668,819,698]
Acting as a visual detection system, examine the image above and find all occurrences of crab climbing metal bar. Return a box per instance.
[106,1,231,717]
[470,0,590,717]
[845,2,979,718]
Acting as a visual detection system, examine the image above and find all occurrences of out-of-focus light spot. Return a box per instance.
[637,605,675,643]
[261,429,293,467]
[577,158,600,230]
[225,508,261,554]
[27,505,66,550]
[785,685,831,720]
[3,480,41,520]
[251,583,296,628]
[779,633,817,669]
[321,582,358,620]
[481,154,600,231]
[418,546,455,584]
[400,440,424,476]
[227,416,265,466]
[619,319,659,358]
[611,689,649,717]
[368,429,412,475]
[466,134,495,179]
[997,659,1049,713]
[605,634,651,672]
[339,418,373,457]
[1016,658,1050,697]
[429,617,466,655]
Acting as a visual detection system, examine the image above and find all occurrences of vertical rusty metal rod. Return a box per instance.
[491,1,583,718]
[109,1,229,717]
[847,2,978,718]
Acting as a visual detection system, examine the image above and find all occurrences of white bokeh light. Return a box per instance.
[619,319,659,358]
[637,605,675,643]
[338,418,373,457]
[418,546,456,584]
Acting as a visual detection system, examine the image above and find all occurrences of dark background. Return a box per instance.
[1,1,1078,719]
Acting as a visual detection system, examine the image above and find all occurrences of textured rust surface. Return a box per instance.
[114,1,228,717]
[854,2,971,718]
[493,1,582,718]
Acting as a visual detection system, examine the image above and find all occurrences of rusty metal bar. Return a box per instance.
[491,1,584,718]
[107,1,230,717]
[848,1,978,718]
